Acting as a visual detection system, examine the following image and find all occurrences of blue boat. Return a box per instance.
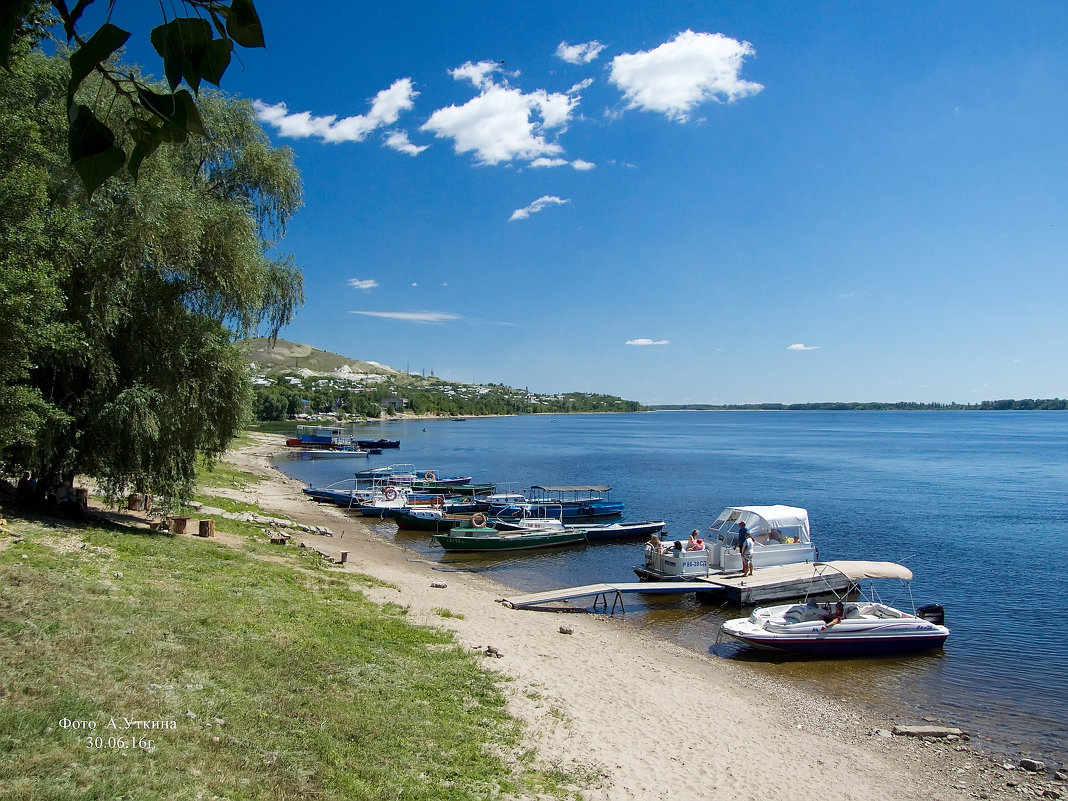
[489,485,625,520]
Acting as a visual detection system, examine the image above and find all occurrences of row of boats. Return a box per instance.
[301,465,950,657]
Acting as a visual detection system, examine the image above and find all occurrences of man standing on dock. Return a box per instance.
[739,521,755,576]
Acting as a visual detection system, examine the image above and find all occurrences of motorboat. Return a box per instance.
[634,542,713,581]
[706,505,818,572]
[489,485,624,520]
[432,517,588,552]
[719,561,949,656]
[495,517,665,542]
[634,505,818,581]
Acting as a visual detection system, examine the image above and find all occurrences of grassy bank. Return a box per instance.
[0,468,577,800]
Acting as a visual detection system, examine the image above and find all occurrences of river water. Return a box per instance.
[272,411,1068,763]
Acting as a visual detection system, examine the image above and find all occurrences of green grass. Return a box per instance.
[432,607,466,620]
[0,515,579,800]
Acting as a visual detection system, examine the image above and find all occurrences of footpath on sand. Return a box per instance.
[143,434,1066,800]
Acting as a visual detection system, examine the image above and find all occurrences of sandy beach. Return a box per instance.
[197,433,1031,801]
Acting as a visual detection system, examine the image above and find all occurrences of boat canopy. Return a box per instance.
[814,560,914,582]
[531,485,611,493]
[709,505,811,546]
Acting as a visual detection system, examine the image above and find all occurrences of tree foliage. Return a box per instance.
[0,0,264,196]
[0,44,303,503]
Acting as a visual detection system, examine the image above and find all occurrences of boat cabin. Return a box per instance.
[707,505,818,571]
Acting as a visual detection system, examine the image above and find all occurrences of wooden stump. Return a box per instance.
[338,551,348,564]
[170,516,190,534]
[198,519,215,538]
[127,493,144,511]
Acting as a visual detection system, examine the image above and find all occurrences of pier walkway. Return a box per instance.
[501,562,856,613]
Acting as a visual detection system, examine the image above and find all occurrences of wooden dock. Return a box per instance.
[501,581,725,613]
[693,562,852,604]
[501,562,855,613]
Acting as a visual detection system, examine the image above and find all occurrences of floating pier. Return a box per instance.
[501,561,859,613]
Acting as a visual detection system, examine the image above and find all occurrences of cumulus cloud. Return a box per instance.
[350,311,460,323]
[254,78,418,143]
[421,60,580,165]
[348,278,379,291]
[556,40,606,64]
[626,338,670,346]
[787,343,819,351]
[609,30,763,121]
[530,157,569,169]
[571,159,596,171]
[383,130,427,155]
[509,195,570,221]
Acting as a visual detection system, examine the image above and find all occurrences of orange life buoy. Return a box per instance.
[471,512,487,528]
[424,471,436,481]
[383,486,398,501]
[431,495,445,508]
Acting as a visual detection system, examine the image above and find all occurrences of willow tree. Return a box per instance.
[0,46,303,503]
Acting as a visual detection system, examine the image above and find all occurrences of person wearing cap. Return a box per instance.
[738,520,755,576]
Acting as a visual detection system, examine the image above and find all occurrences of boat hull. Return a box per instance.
[432,528,587,552]
[720,627,949,657]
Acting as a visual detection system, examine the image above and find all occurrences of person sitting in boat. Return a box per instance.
[647,533,663,552]
[671,540,684,554]
[820,601,846,630]
[686,530,705,551]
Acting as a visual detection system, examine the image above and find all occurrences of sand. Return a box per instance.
[201,433,998,801]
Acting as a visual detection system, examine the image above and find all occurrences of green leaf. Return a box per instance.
[221,0,265,49]
[64,0,109,42]
[67,22,129,103]
[174,89,206,136]
[68,103,125,197]
[150,17,212,92]
[127,124,164,181]
[202,37,233,87]
[137,88,204,139]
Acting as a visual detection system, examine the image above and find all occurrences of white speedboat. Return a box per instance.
[706,505,818,572]
[719,561,949,656]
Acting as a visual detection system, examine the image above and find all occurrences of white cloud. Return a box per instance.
[571,159,596,171]
[787,343,819,351]
[510,195,570,221]
[568,78,594,94]
[348,278,379,291]
[626,338,670,346]
[421,62,579,165]
[254,78,418,143]
[350,311,460,323]
[529,157,569,169]
[383,130,427,155]
[556,40,606,64]
[609,30,763,121]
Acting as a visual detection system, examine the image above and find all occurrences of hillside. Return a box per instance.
[240,338,401,378]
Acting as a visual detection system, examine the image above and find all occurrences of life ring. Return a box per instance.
[431,495,445,509]
[424,471,436,481]
[471,512,487,528]
[383,486,398,501]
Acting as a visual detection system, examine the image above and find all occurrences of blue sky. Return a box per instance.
[99,2,1067,404]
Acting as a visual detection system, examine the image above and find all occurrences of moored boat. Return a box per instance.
[706,505,818,572]
[494,518,665,541]
[489,485,624,520]
[432,515,587,552]
[719,561,950,656]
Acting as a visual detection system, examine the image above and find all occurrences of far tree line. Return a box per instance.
[650,399,1068,411]
[252,379,644,421]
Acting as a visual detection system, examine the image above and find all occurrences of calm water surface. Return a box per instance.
[274,411,1068,762]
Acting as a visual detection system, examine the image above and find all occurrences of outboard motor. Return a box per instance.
[916,603,945,626]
